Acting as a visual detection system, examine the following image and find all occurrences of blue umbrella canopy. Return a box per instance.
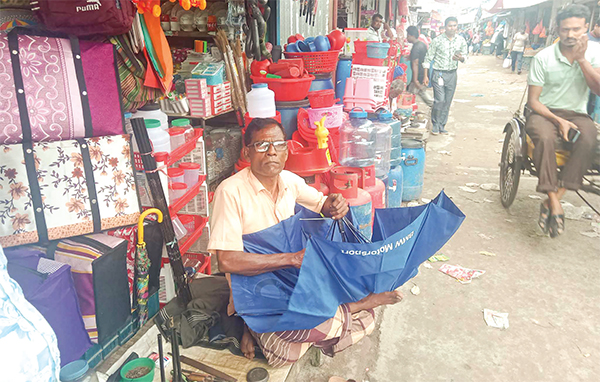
[232,191,465,333]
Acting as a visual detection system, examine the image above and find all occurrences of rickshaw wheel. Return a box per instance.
[500,126,522,208]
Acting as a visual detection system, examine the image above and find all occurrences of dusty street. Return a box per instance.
[289,55,600,382]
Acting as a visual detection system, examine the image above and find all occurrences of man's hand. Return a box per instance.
[422,75,429,86]
[452,52,464,62]
[573,34,588,63]
[556,118,578,142]
[321,193,349,220]
[290,248,305,269]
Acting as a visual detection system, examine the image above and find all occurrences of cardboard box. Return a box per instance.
[185,78,208,98]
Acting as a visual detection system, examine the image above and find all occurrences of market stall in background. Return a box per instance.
[0,0,430,380]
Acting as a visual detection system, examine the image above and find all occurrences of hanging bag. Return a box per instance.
[0,29,125,145]
[31,0,136,37]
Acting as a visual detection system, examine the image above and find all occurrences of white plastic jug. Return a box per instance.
[145,119,171,154]
[133,103,169,130]
[247,83,276,118]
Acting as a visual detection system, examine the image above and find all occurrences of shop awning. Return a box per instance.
[488,0,550,13]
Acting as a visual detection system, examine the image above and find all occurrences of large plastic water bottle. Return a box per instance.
[372,120,392,178]
[145,119,171,153]
[339,108,375,167]
[247,83,276,118]
[378,110,402,167]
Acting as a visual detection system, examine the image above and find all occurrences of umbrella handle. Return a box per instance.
[138,208,163,245]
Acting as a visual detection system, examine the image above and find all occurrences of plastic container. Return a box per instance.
[308,89,336,108]
[167,167,185,184]
[179,214,196,232]
[339,107,376,168]
[335,56,352,104]
[169,182,187,203]
[276,99,310,139]
[171,118,194,142]
[251,75,315,102]
[145,119,171,154]
[283,50,341,74]
[133,103,168,130]
[172,215,188,240]
[372,121,392,178]
[378,110,402,167]
[354,40,378,54]
[60,360,99,382]
[247,83,277,118]
[367,42,391,59]
[400,138,426,201]
[168,128,186,150]
[309,73,334,92]
[179,162,201,188]
[307,104,344,129]
[120,357,155,382]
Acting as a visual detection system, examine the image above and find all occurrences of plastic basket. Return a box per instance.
[307,104,344,129]
[283,50,341,74]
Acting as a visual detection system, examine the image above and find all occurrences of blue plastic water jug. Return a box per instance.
[400,138,425,201]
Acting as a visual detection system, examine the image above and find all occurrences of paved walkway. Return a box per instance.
[289,55,600,382]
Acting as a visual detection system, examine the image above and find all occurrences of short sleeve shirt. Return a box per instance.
[410,41,428,83]
[208,167,327,252]
[528,42,600,114]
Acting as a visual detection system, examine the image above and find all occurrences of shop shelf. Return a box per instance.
[166,128,203,167]
[178,215,209,255]
[168,177,207,216]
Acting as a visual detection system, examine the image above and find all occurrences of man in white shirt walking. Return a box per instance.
[366,13,395,42]
[509,26,529,74]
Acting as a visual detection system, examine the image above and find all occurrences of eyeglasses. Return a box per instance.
[248,140,288,153]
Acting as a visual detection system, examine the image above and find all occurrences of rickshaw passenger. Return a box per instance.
[526,4,600,237]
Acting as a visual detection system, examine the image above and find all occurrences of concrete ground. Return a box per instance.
[288,55,600,382]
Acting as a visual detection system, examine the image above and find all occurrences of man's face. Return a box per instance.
[407,34,417,43]
[244,125,288,179]
[445,21,457,37]
[372,17,383,30]
[558,17,588,47]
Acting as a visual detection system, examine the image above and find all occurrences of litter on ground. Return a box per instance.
[459,186,478,193]
[428,254,450,262]
[439,264,485,284]
[410,285,421,295]
[479,251,496,257]
[483,309,509,329]
[480,183,500,191]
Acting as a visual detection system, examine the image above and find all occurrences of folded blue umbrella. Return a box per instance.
[231,191,465,333]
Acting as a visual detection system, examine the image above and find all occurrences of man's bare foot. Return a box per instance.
[349,291,403,313]
[363,291,404,308]
[241,327,256,360]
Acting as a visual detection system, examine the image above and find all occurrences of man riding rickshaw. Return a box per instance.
[500,4,600,238]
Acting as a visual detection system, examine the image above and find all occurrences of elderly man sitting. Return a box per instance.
[207,118,403,367]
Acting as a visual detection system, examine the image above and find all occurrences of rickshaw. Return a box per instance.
[499,91,600,212]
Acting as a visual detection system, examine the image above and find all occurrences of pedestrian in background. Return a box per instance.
[509,26,529,74]
[407,26,434,108]
[366,13,396,42]
[422,17,467,135]
[472,31,481,55]
[588,18,600,42]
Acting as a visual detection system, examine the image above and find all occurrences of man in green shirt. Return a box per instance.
[526,4,600,238]
[423,17,467,135]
